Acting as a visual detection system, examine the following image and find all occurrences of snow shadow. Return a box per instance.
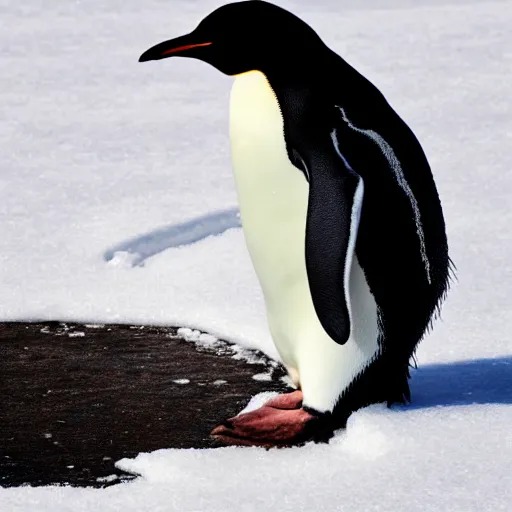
[104,208,241,267]
[409,357,512,408]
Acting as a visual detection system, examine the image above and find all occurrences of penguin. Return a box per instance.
[139,0,453,447]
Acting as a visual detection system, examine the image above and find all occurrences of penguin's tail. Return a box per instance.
[332,348,412,427]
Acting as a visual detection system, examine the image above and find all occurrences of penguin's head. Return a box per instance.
[139,1,324,75]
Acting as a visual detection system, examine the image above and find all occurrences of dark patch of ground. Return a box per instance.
[0,322,288,488]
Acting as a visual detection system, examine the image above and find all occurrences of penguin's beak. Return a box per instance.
[139,33,213,62]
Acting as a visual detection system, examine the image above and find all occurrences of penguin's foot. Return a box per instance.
[211,391,333,447]
[264,389,303,409]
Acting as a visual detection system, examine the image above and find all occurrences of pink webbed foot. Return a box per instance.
[264,390,303,409]
[211,391,333,447]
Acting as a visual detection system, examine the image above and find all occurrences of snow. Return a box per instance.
[252,372,273,381]
[171,379,190,385]
[1,0,511,510]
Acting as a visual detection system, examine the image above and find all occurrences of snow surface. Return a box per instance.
[1,0,512,510]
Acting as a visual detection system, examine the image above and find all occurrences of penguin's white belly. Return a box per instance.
[229,71,379,412]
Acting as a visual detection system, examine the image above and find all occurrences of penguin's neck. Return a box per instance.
[230,71,286,164]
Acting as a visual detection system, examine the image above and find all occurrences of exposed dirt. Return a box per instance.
[0,322,288,488]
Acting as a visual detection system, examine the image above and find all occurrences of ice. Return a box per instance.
[177,327,276,366]
[1,0,511,509]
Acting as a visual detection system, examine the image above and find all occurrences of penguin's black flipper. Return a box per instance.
[302,142,363,346]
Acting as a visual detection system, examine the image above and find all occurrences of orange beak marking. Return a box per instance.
[161,41,213,56]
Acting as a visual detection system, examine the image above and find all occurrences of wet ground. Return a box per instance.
[0,322,287,487]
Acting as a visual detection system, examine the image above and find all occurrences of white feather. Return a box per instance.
[337,106,432,284]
